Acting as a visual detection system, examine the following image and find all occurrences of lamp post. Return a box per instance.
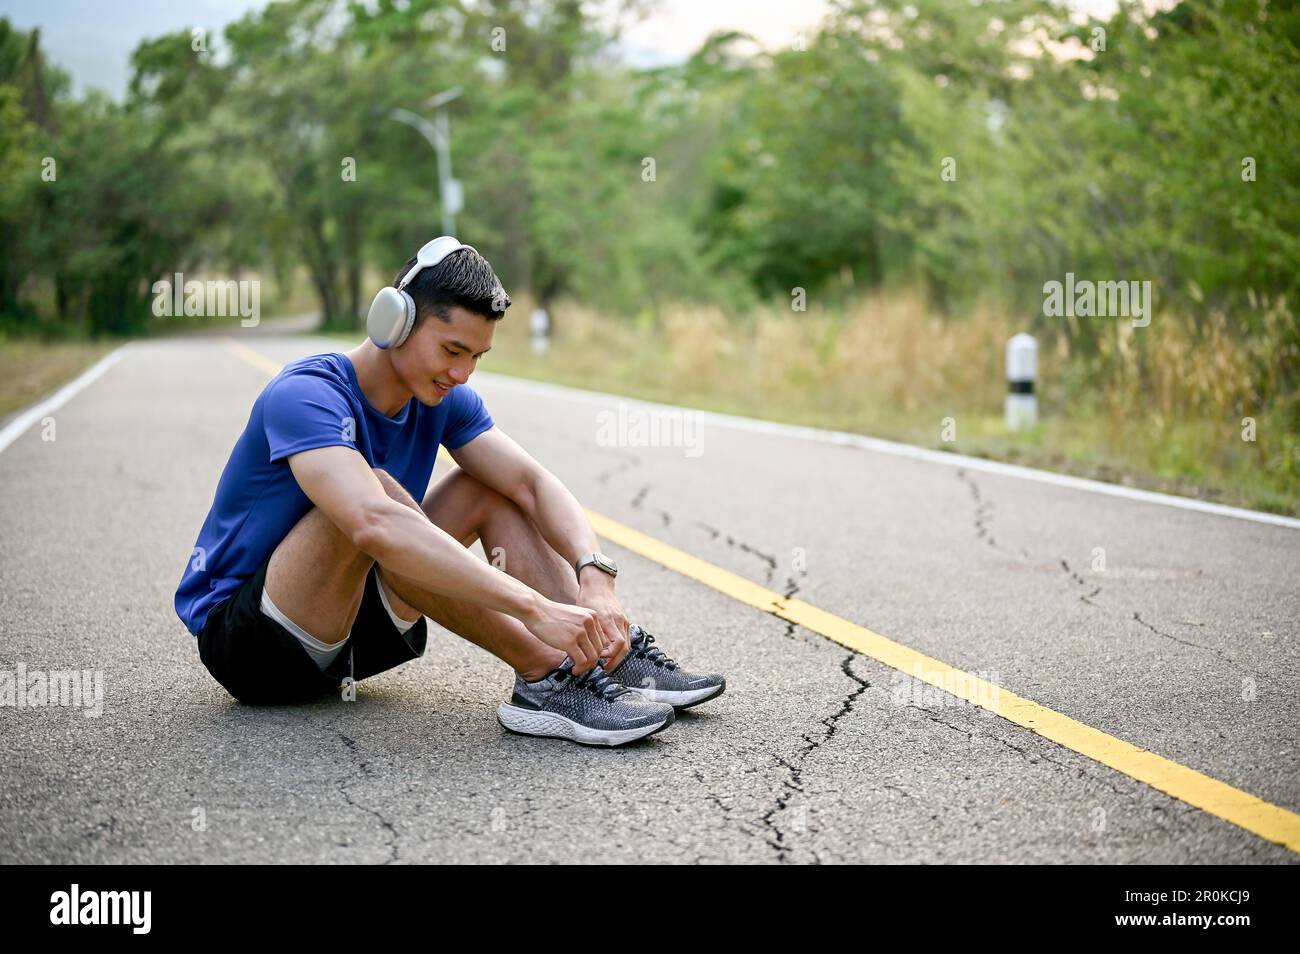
[386,86,464,235]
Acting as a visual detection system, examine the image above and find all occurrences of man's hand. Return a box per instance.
[449,427,633,670]
[523,596,607,673]
[577,572,631,671]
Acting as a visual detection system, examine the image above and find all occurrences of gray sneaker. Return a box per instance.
[497,657,676,747]
[608,625,726,709]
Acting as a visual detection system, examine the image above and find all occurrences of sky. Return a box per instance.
[0,0,1129,98]
[0,0,266,96]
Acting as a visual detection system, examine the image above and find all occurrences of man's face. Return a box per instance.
[391,304,495,406]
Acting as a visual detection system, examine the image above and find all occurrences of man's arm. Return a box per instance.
[286,444,607,670]
[449,427,632,670]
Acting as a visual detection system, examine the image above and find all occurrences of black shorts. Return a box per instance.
[197,552,428,705]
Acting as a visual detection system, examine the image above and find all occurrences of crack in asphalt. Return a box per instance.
[661,511,872,860]
[1062,559,1295,681]
[595,449,639,487]
[668,512,857,860]
[954,470,1035,559]
[1061,558,1105,609]
[990,733,1138,799]
[629,483,671,526]
[902,701,1156,806]
[599,465,1243,857]
[694,520,779,584]
[955,468,999,549]
[903,702,1098,785]
[1134,612,1298,682]
[900,696,1237,846]
[777,575,821,647]
[682,763,756,849]
[335,730,400,864]
[757,652,872,864]
[780,577,800,643]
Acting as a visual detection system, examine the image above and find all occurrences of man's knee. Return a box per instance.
[430,468,521,531]
[373,468,425,515]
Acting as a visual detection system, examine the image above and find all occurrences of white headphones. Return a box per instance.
[366,236,478,349]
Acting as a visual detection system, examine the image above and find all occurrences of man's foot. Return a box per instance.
[496,657,676,747]
[607,625,726,709]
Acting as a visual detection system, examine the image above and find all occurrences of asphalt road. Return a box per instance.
[1,332,1297,863]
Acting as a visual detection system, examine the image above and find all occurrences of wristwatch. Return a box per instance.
[575,552,618,580]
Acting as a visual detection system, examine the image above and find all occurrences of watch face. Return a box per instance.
[594,554,618,575]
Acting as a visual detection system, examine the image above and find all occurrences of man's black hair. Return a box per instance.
[393,246,511,326]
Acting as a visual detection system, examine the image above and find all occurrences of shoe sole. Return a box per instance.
[631,679,726,710]
[496,704,675,747]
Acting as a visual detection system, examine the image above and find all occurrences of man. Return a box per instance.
[175,238,725,747]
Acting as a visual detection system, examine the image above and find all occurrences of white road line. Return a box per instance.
[472,370,1300,531]
[0,345,133,455]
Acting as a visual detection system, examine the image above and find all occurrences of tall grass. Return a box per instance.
[481,289,1298,515]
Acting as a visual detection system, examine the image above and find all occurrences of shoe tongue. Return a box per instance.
[549,658,627,697]
[578,661,626,698]
[541,657,576,682]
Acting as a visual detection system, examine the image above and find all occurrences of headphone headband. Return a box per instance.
[396,236,478,291]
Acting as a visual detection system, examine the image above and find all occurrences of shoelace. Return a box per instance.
[631,629,677,670]
[574,662,632,701]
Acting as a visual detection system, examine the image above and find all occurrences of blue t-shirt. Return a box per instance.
[174,351,494,636]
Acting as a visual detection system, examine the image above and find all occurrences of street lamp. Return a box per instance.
[387,85,464,234]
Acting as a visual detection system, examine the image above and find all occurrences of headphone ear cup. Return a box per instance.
[367,287,416,349]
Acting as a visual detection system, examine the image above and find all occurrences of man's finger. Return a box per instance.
[583,616,604,666]
[570,637,592,670]
[573,618,597,669]
[602,623,630,668]
[597,614,621,648]
[598,636,623,665]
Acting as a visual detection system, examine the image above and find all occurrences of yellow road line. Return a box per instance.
[587,511,1300,855]
[223,338,285,377]
[222,338,1300,854]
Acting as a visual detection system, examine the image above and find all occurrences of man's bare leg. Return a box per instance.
[377,468,585,681]
[265,465,584,681]
[262,468,420,645]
